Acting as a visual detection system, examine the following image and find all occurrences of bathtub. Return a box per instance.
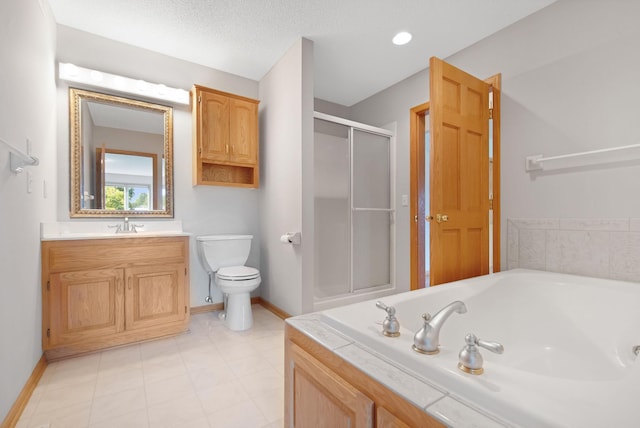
[320,269,640,427]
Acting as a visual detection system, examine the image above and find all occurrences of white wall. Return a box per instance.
[0,0,57,421]
[349,0,640,273]
[55,26,262,307]
[258,38,314,316]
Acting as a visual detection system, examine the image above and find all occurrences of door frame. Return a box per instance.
[410,74,501,290]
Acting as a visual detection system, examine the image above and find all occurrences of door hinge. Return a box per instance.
[46,328,50,338]
[46,280,50,291]
[185,306,188,314]
[198,95,202,103]
[185,267,187,276]
[489,107,493,120]
[489,198,494,210]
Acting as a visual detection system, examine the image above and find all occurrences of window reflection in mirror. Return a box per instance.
[95,150,158,211]
[70,88,173,217]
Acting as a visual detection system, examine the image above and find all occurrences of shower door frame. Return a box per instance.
[313,112,396,301]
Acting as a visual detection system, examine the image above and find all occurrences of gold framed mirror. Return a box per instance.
[69,88,174,217]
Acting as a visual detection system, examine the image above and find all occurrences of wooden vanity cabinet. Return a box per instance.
[285,324,444,428]
[192,84,259,187]
[42,236,189,360]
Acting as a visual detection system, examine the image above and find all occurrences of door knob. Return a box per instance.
[426,215,433,222]
[436,214,449,223]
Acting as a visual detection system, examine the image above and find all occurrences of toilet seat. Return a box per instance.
[216,266,260,281]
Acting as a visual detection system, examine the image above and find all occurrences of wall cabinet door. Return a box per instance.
[288,343,373,428]
[200,90,230,162]
[48,268,124,347]
[124,263,187,331]
[229,98,258,164]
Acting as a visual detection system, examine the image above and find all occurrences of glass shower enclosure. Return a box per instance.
[313,113,394,305]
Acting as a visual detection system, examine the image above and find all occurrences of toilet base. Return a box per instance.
[224,292,253,331]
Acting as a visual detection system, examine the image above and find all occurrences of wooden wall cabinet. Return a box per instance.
[285,324,444,428]
[192,84,259,187]
[42,236,190,360]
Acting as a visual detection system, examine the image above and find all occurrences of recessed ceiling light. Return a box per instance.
[392,31,412,46]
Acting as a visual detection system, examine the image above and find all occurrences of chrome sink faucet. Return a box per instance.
[412,300,467,354]
[109,217,144,234]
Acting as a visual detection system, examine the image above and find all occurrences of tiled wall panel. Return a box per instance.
[507,218,640,282]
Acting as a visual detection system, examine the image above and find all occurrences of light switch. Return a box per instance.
[401,194,409,206]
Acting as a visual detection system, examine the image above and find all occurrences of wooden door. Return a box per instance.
[199,90,229,162]
[429,57,490,285]
[124,263,186,331]
[288,343,373,428]
[47,268,124,347]
[229,98,258,165]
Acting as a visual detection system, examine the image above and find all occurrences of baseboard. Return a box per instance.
[255,297,292,319]
[2,354,47,428]
[189,302,224,314]
[190,297,291,320]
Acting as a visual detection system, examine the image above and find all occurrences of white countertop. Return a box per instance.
[40,221,190,241]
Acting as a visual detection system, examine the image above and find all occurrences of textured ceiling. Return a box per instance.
[47,0,557,106]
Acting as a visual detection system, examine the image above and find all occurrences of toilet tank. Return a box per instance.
[196,234,253,272]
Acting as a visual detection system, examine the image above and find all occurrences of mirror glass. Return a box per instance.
[70,88,174,217]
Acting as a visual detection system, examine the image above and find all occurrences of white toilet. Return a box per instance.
[196,235,261,331]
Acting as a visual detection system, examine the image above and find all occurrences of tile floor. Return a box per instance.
[17,305,285,428]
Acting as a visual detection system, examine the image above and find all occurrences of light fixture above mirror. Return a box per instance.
[59,63,190,105]
[69,88,174,218]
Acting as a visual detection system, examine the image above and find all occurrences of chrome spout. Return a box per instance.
[412,300,467,354]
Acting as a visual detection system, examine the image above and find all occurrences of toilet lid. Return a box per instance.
[216,266,260,280]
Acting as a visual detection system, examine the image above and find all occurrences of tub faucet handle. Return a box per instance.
[376,301,400,337]
[458,333,504,375]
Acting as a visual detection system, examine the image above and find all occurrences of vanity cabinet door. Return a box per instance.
[47,268,124,347]
[288,343,373,428]
[229,97,258,165]
[124,263,187,331]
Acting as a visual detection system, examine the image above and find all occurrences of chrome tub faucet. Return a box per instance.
[412,300,467,354]
[376,301,400,337]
